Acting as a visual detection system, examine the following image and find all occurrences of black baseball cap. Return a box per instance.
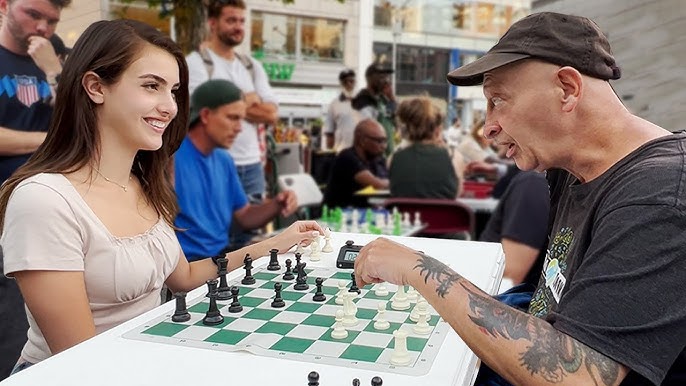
[447,12,621,86]
[338,69,355,81]
[365,62,394,77]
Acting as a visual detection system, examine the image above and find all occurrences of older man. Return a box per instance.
[354,12,685,386]
[323,119,389,208]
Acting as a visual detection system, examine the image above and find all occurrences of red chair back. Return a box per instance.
[382,197,475,239]
[461,181,494,198]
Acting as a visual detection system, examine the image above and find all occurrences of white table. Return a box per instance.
[1,233,504,386]
[457,197,500,213]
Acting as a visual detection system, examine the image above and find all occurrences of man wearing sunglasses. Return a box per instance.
[324,119,389,208]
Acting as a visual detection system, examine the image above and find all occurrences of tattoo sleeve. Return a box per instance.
[412,252,620,386]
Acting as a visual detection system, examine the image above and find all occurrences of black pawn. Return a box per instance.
[349,272,361,294]
[312,277,326,302]
[308,371,319,386]
[228,286,243,313]
[283,259,295,280]
[171,292,190,322]
[216,257,231,300]
[267,248,281,271]
[293,262,309,291]
[271,282,286,308]
[352,378,360,386]
[371,376,383,386]
[202,280,224,326]
[241,255,256,285]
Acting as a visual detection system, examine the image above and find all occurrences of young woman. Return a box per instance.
[0,19,322,372]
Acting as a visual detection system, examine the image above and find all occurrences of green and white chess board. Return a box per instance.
[123,265,449,376]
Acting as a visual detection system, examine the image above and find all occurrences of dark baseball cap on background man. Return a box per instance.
[189,79,244,127]
[447,12,622,86]
[365,62,394,77]
[339,69,355,81]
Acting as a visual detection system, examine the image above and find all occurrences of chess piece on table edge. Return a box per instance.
[171,292,191,323]
[308,370,319,386]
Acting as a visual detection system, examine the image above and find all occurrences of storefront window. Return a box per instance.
[251,11,344,63]
[109,1,171,36]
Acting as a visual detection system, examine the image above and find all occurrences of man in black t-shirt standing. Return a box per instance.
[324,118,388,208]
[0,0,70,379]
[353,12,685,386]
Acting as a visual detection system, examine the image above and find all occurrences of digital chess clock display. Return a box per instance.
[336,240,363,269]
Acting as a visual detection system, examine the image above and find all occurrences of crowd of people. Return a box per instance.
[0,0,683,385]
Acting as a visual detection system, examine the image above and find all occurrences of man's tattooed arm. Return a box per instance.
[411,252,623,386]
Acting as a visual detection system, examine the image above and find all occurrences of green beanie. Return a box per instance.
[189,79,243,127]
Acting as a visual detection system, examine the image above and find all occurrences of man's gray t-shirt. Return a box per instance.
[528,132,686,385]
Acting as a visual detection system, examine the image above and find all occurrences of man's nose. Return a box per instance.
[483,123,500,139]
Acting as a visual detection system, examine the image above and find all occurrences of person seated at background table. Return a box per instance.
[389,96,465,199]
[0,20,323,374]
[354,12,685,386]
[323,118,389,208]
[173,79,299,262]
[479,166,550,285]
[457,119,498,164]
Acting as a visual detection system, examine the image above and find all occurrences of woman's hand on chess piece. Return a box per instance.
[354,237,418,288]
[272,220,325,252]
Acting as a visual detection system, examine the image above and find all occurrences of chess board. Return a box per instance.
[123,265,449,376]
[319,207,423,236]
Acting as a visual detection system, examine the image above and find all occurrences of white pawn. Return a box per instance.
[402,212,411,227]
[360,221,369,234]
[413,211,422,227]
[374,283,389,297]
[309,238,321,261]
[389,329,412,366]
[412,302,432,335]
[295,241,304,254]
[351,210,359,233]
[407,286,418,302]
[410,298,426,322]
[391,285,410,311]
[321,228,333,253]
[335,279,347,305]
[339,212,348,232]
[331,310,349,340]
[373,302,390,330]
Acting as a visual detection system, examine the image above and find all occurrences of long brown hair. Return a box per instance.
[0,19,189,231]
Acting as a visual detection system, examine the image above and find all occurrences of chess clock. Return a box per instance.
[336,240,363,269]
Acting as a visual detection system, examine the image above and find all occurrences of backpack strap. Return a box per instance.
[199,47,214,79]
[234,52,256,83]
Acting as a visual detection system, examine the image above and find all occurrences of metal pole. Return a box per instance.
[391,19,402,93]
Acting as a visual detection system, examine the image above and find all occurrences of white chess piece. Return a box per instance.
[339,212,348,232]
[360,221,369,234]
[413,211,422,227]
[309,238,321,261]
[335,280,347,305]
[373,302,390,330]
[374,283,389,297]
[391,285,410,310]
[409,300,422,323]
[351,210,359,233]
[412,302,432,335]
[407,286,418,302]
[342,292,359,327]
[331,310,349,339]
[321,228,333,253]
[389,329,412,366]
[295,241,304,254]
[375,213,385,229]
[402,212,411,227]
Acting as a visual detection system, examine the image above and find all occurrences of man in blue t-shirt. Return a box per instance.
[174,79,297,262]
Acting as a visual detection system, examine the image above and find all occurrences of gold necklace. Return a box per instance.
[94,168,131,192]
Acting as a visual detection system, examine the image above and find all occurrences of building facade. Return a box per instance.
[533,0,686,131]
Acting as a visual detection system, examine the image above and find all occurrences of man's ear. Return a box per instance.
[82,71,105,104]
[556,66,583,113]
[199,107,212,125]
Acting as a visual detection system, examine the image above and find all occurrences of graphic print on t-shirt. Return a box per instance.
[0,74,50,107]
[528,227,573,318]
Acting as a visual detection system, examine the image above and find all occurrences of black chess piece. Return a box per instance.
[216,257,231,300]
[171,292,191,322]
[352,378,360,386]
[228,286,243,313]
[293,262,309,291]
[271,282,286,308]
[294,252,303,275]
[202,280,224,326]
[308,371,319,386]
[267,248,281,271]
[241,254,256,285]
[371,376,383,386]
[283,258,295,280]
[312,277,326,302]
[349,272,361,294]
